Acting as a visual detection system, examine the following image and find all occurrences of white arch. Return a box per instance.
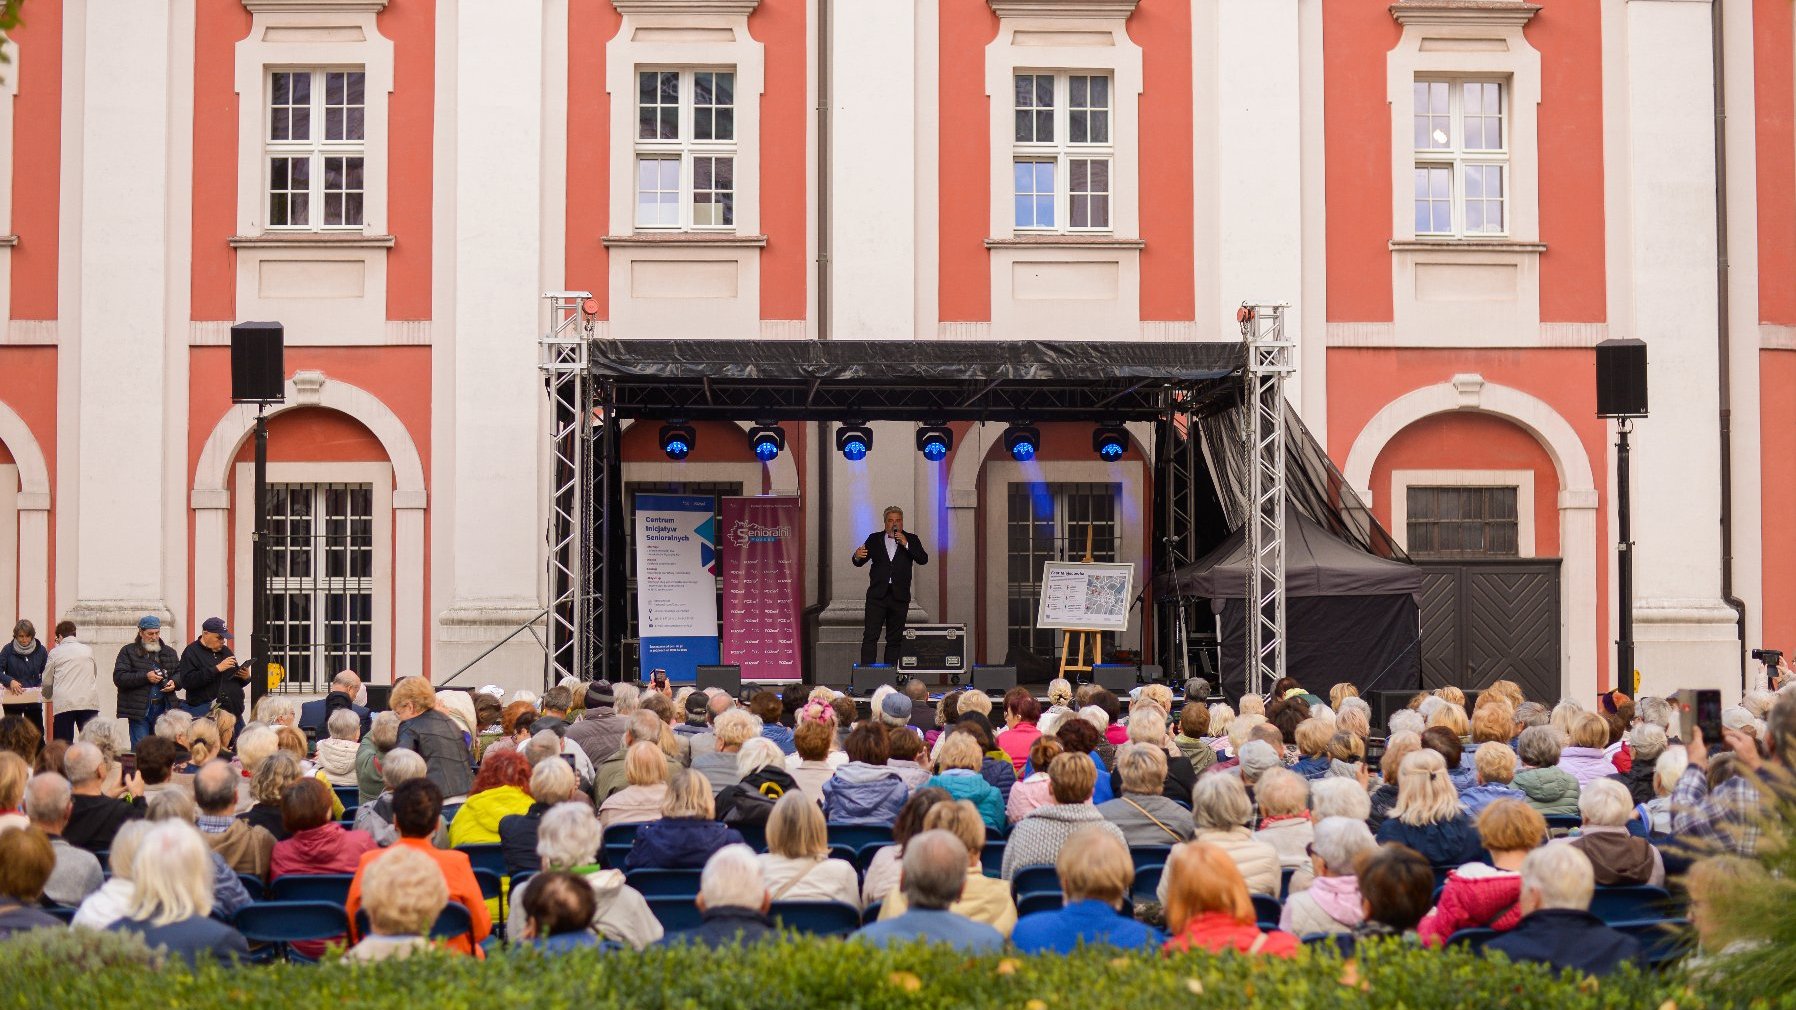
[0,398,50,629]
[1341,374,1598,701]
[190,372,426,681]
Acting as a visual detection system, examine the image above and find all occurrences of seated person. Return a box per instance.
[1098,743,1195,846]
[1485,843,1640,976]
[104,821,250,966]
[624,769,745,871]
[1278,817,1376,937]
[873,800,1016,936]
[1566,778,1664,888]
[851,830,1004,953]
[658,844,777,948]
[342,845,448,963]
[1418,799,1545,947]
[1160,841,1298,957]
[1346,843,1438,948]
[0,826,65,936]
[1012,826,1162,953]
[518,870,603,952]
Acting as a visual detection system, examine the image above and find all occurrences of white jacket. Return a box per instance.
[1156,827,1283,903]
[44,638,102,713]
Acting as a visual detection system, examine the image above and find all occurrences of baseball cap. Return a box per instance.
[881,693,913,721]
[137,615,162,631]
[684,692,710,720]
[201,616,232,639]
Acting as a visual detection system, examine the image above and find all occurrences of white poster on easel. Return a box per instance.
[1036,562,1135,631]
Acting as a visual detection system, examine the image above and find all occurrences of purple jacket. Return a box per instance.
[1556,747,1618,787]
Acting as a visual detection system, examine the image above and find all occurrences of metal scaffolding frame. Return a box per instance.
[540,292,600,685]
[1239,303,1292,697]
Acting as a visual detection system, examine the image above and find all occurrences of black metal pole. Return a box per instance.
[250,405,270,710]
[1616,419,1634,692]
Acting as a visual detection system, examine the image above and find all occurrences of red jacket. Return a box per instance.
[996,723,1041,772]
[1417,864,1522,947]
[1163,911,1299,958]
[270,822,379,879]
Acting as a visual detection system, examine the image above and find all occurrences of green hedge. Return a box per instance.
[0,928,1747,1010]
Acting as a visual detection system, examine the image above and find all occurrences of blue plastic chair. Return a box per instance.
[979,840,1006,878]
[735,823,767,852]
[1446,926,1499,951]
[625,868,704,897]
[770,901,862,937]
[333,786,361,812]
[1129,846,1173,871]
[1010,864,1060,897]
[270,873,355,905]
[1280,865,1297,899]
[828,844,860,869]
[233,901,352,962]
[862,902,883,925]
[1589,885,1673,923]
[1610,917,1689,969]
[1131,864,1164,904]
[1250,893,1282,931]
[456,843,507,877]
[601,824,640,868]
[827,824,894,852]
[430,901,476,945]
[43,906,77,924]
[236,874,266,902]
[646,895,704,932]
[1015,890,1063,917]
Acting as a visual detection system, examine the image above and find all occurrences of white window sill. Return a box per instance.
[985,235,1144,249]
[602,233,768,248]
[230,233,397,249]
[0,235,17,248]
[1389,238,1545,254]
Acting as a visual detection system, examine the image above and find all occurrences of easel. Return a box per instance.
[1058,523,1104,681]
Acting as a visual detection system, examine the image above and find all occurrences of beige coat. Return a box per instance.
[1156,827,1282,902]
[876,870,1018,937]
[597,784,667,833]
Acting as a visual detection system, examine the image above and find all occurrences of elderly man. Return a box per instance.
[594,713,671,802]
[43,620,101,742]
[658,843,777,948]
[62,742,143,854]
[299,670,372,740]
[853,830,1005,952]
[687,691,735,759]
[194,759,275,877]
[25,772,103,906]
[113,616,179,749]
[175,617,249,720]
[1485,844,1640,976]
[566,682,632,767]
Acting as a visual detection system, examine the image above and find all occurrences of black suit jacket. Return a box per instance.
[853,531,929,603]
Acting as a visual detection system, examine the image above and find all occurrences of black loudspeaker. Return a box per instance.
[1091,664,1150,692]
[231,321,286,403]
[363,685,392,713]
[970,665,1017,693]
[851,664,901,695]
[814,659,852,690]
[1595,337,1648,418]
[1372,689,1424,733]
[695,664,742,695]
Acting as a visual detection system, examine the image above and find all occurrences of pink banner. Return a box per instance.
[720,497,803,681]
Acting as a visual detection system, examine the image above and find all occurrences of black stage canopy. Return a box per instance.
[584,339,1244,422]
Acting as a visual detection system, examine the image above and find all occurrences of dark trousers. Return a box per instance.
[52,709,98,742]
[860,595,908,666]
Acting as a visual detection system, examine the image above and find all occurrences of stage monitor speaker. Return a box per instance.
[851,663,900,695]
[1091,664,1157,692]
[696,664,742,695]
[814,658,851,689]
[1596,337,1648,418]
[230,321,285,403]
[363,685,391,712]
[1372,689,1423,733]
[970,665,1016,693]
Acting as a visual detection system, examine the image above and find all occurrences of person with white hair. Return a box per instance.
[1387,708,1426,738]
[1277,816,1375,936]
[715,737,800,828]
[350,748,440,848]
[497,754,579,875]
[355,710,401,805]
[1565,778,1663,888]
[103,820,249,966]
[1282,777,1373,894]
[658,843,777,948]
[253,694,299,730]
[1156,774,1280,900]
[1098,743,1195,846]
[60,741,142,855]
[341,844,446,963]
[1251,768,1313,868]
[1485,843,1640,976]
[1635,746,1688,835]
[852,830,1004,952]
[504,802,662,949]
[691,709,757,795]
[1046,678,1073,709]
[314,708,363,788]
[71,820,150,929]
[1610,723,1667,805]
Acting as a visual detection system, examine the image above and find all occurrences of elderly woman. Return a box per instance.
[239,751,303,841]
[1290,719,1335,780]
[1375,749,1487,867]
[104,820,250,965]
[1566,778,1663,887]
[1205,703,1236,758]
[497,755,578,875]
[1161,841,1298,957]
[755,792,861,908]
[1348,843,1436,944]
[1416,798,1544,946]
[1045,678,1073,709]
[996,687,1043,773]
[341,844,447,962]
[1513,725,1581,815]
[1001,753,1126,880]
[314,709,363,788]
[874,799,1017,935]
[786,720,838,800]
[506,802,663,950]
[447,748,534,847]
[71,820,149,929]
[692,709,757,794]
[390,676,474,804]
[355,710,401,805]
[352,748,443,847]
[1284,777,1374,895]
[624,769,744,871]
[1556,711,1618,787]
[271,778,378,879]
[1098,743,1195,846]
[1108,704,1195,804]
[1251,767,1312,867]
[860,787,950,907]
[1614,723,1668,805]
[0,825,63,936]
[819,724,910,826]
[598,741,671,832]
[716,738,800,828]
[1278,816,1375,936]
[1460,741,1528,815]
[1007,736,1064,826]
[1012,826,1160,952]
[925,731,1005,832]
[1367,731,1422,831]
[1173,703,1218,772]
[1637,746,1688,835]
[1179,773,1280,896]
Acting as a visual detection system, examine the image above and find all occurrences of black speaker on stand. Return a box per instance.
[232,321,285,711]
[1596,337,1647,690]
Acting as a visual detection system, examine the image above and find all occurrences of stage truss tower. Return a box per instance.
[541,292,600,685]
[1240,303,1292,697]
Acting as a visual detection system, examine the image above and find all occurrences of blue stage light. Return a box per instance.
[915,424,953,462]
[836,423,873,461]
[659,423,696,461]
[1092,426,1128,461]
[749,424,786,463]
[1004,424,1040,462]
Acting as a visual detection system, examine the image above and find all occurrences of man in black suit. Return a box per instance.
[852,506,929,666]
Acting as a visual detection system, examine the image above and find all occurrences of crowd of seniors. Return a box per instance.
[0,662,1788,979]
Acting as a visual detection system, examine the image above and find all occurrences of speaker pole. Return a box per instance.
[1615,418,1634,693]
[250,403,271,712]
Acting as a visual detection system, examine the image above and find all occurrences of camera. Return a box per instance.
[1750,647,1783,670]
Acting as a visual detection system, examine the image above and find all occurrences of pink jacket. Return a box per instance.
[996,723,1041,773]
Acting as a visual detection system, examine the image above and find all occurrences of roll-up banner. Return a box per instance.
[720,496,803,682]
[634,494,720,682]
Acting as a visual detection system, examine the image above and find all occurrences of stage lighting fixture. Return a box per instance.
[836,423,873,461]
[748,424,785,463]
[659,422,696,461]
[915,424,953,462]
[1004,424,1040,462]
[1092,426,1128,462]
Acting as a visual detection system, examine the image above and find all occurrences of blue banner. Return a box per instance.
[633,495,720,682]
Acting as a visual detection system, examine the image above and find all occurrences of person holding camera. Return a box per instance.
[1672,692,1795,858]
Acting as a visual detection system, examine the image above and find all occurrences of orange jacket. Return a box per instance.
[345,837,491,956]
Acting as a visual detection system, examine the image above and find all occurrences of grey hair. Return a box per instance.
[530,754,577,806]
[1521,842,1595,911]
[327,708,361,741]
[194,759,240,814]
[1513,701,1551,730]
[62,743,105,787]
[900,830,969,910]
[1236,740,1280,785]
[237,726,280,771]
[1627,723,1668,764]
[1635,696,1672,730]
[77,720,118,763]
[24,772,72,826]
[700,843,766,910]
[1338,696,1372,720]
[1387,709,1426,737]
[369,710,401,751]
[1078,706,1110,732]
[1416,696,1445,722]
[255,695,298,727]
[381,748,428,791]
[332,670,362,693]
[535,802,602,871]
[145,788,199,824]
[1254,767,1308,818]
[1577,778,1633,828]
[1191,772,1253,831]
[1516,725,1565,768]
[154,710,194,743]
[1310,776,1373,822]
[1310,816,1377,875]
[523,730,562,768]
[125,821,214,926]
[613,682,642,715]
[736,737,784,778]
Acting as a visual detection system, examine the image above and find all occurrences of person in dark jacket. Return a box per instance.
[1,620,47,693]
[298,670,373,740]
[657,843,777,948]
[1374,749,1488,868]
[388,676,474,801]
[61,742,142,854]
[625,769,744,871]
[113,617,179,749]
[1610,723,1666,806]
[498,755,580,876]
[714,739,799,829]
[175,617,248,719]
[1485,843,1640,976]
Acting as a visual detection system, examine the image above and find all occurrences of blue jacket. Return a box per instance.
[1012,899,1164,954]
[1024,753,1113,804]
[821,763,911,826]
[1375,814,1489,868]
[1448,765,1479,794]
[927,770,1006,832]
[0,642,46,691]
[623,816,745,871]
[661,906,779,948]
[1291,756,1332,781]
[107,914,250,967]
[760,724,797,756]
[1485,909,1640,977]
[853,908,1004,953]
[1460,783,1528,817]
[980,756,1018,804]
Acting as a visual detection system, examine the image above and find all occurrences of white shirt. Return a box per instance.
[885,532,901,561]
[757,853,863,909]
[72,877,135,930]
[44,638,102,712]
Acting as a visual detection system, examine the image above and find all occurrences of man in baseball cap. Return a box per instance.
[175,616,248,719]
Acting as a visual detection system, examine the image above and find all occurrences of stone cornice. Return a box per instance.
[988,0,1140,21]
[611,0,759,16]
[1389,0,1541,28]
[243,0,388,13]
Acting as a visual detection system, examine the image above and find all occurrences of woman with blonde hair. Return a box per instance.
[1328,683,1360,711]
[1557,711,1620,786]
[598,741,672,831]
[1205,703,1236,754]
[342,845,448,962]
[1428,702,1470,743]
[104,821,249,965]
[924,730,1005,831]
[182,718,224,771]
[1374,748,1486,867]
[622,769,744,871]
[756,791,861,908]
[1012,825,1159,952]
[875,799,1017,935]
[1161,841,1298,957]
[1368,730,1421,830]
[0,752,28,833]
[1251,767,1313,867]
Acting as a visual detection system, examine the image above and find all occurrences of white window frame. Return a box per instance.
[1010,71,1114,234]
[264,67,370,232]
[633,67,740,232]
[1412,77,1509,239]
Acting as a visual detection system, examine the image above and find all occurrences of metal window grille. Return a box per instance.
[1406,485,1520,558]
[265,482,375,693]
[1006,482,1121,661]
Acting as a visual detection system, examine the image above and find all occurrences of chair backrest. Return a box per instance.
[430,901,475,944]
[1131,864,1164,903]
[625,867,704,897]
[236,874,266,902]
[333,786,361,810]
[1609,917,1691,970]
[1129,846,1173,871]
[43,906,77,924]
[646,895,705,932]
[979,841,1006,879]
[735,823,767,852]
[234,900,353,946]
[861,901,883,926]
[826,824,894,852]
[860,842,898,875]
[770,900,862,937]
[1011,864,1060,897]
[472,867,504,902]
[602,823,641,868]
[827,843,860,868]
[455,843,507,877]
[1279,865,1296,899]
[270,873,356,905]
[1445,926,1499,951]
[1250,893,1282,931]
[1015,891,1064,917]
[1589,885,1674,923]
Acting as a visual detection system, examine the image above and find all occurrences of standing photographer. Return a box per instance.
[176,618,250,720]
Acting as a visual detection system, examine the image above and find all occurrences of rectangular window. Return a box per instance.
[1413,78,1507,237]
[1012,72,1113,233]
[1405,485,1519,558]
[635,68,737,230]
[1006,482,1121,662]
[266,482,375,692]
[267,69,366,230]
